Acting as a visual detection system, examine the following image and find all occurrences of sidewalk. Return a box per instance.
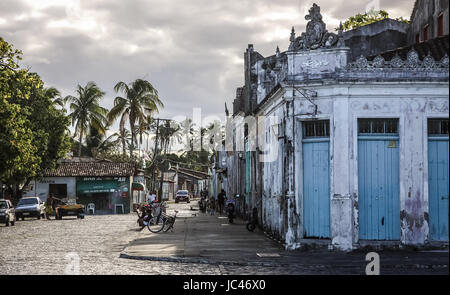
[121,210,284,265]
[120,209,449,273]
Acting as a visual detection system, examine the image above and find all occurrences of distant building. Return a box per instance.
[24,159,136,214]
[223,2,449,250]
[170,167,209,198]
[408,0,448,44]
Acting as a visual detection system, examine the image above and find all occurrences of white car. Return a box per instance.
[15,197,46,220]
[0,199,16,226]
[175,190,191,203]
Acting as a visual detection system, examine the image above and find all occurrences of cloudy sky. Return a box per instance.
[1,0,413,130]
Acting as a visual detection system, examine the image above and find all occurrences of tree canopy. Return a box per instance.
[0,37,71,201]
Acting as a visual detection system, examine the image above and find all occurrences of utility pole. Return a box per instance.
[149,118,172,202]
[150,118,160,193]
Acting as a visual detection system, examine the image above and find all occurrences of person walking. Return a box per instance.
[208,196,216,215]
[45,194,54,220]
[217,189,225,214]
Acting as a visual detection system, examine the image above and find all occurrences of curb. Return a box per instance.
[119,252,449,270]
[119,252,286,267]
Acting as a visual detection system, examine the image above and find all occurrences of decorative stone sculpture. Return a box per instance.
[355,55,369,68]
[390,53,404,68]
[441,54,449,68]
[405,49,420,68]
[373,55,385,68]
[304,3,326,49]
[422,52,436,69]
[289,3,343,51]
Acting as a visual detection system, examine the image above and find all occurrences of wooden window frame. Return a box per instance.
[423,24,429,41]
[437,13,444,37]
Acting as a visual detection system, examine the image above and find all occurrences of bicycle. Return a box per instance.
[162,210,179,232]
[137,202,168,233]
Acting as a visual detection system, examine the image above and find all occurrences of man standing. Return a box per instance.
[217,189,225,214]
[147,191,156,204]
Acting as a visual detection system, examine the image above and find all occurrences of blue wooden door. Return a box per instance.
[303,138,330,238]
[428,136,449,241]
[358,118,400,240]
[358,136,400,240]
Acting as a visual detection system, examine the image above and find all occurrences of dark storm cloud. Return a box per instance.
[0,0,412,128]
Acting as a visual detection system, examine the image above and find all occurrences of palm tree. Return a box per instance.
[159,120,180,154]
[116,128,132,155]
[65,82,108,157]
[85,123,123,157]
[178,118,195,151]
[108,79,163,158]
[44,87,65,109]
[204,120,224,153]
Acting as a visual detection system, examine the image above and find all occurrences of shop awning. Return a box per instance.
[132,182,146,191]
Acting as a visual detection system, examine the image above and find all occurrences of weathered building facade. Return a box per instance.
[24,159,136,214]
[224,3,449,250]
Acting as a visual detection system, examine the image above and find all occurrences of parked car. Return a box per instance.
[0,199,16,226]
[54,199,85,219]
[175,190,191,203]
[15,197,46,220]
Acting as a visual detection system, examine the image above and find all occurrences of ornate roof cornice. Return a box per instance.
[348,49,449,70]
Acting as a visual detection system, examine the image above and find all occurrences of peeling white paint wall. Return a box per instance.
[23,177,77,202]
[259,81,448,251]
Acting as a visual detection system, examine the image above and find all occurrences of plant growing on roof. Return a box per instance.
[338,10,410,31]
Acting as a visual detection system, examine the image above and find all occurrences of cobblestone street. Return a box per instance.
[0,203,297,275]
[0,202,448,275]
[0,203,220,275]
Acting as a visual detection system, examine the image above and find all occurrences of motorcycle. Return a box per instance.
[246,207,258,231]
[226,202,235,223]
[136,204,152,230]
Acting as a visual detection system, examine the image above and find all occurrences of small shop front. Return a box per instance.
[76,176,131,214]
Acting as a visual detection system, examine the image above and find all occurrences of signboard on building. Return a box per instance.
[76,177,129,194]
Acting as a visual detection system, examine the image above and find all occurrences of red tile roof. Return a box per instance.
[44,162,136,177]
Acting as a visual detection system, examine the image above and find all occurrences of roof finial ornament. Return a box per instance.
[336,21,345,47]
[288,27,296,51]
[225,102,229,117]
[290,26,295,41]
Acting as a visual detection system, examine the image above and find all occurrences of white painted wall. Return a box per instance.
[257,81,448,250]
[23,177,77,202]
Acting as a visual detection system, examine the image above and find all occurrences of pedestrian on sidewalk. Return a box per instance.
[209,196,216,215]
[217,189,225,214]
